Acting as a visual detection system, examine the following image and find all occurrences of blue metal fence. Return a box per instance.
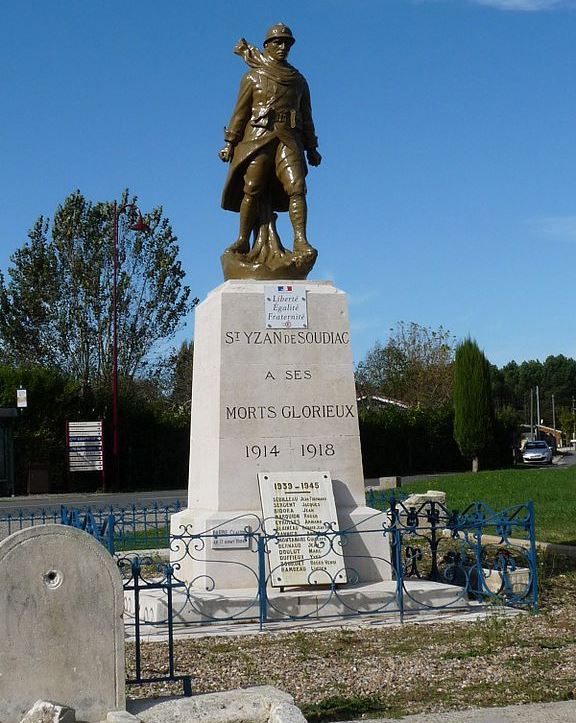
[59,500,182,553]
[0,500,182,553]
[0,508,61,536]
[57,494,537,693]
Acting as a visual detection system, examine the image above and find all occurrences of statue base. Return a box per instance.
[221,246,317,281]
[171,280,391,590]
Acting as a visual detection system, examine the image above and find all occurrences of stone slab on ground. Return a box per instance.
[337,700,576,722]
[19,700,76,723]
[0,525,125,723]
[105,712,142,723]
[127,686,304,723]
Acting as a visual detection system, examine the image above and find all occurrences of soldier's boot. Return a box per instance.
[226,195,256,254]
[289,194,315,254]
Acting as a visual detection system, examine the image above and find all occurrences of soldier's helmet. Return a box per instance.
[264,23,295,47]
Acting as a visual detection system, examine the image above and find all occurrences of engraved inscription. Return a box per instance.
[300,443,335,458]
[285,369,311,380]
[224,330,349,345]
[264,369,312,381]
[258,471,348,587]
[244,444,280,459]
[226,404,354,421]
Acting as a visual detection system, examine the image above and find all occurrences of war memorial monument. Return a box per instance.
[169,23,393,606]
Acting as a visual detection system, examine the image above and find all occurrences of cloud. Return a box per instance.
[347,290,378,307]
[415,0,576,9]
[529,216,576,242]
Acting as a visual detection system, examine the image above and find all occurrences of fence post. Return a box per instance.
[388,497,405,622]
[474,505,485,599]
[388,496,400,578]
[165,564,176,680]
[393,522,404,623]
[527,501,539,611]
[132,558,142,684]
[257,535,267,631]
[428,501,440,582]
[106,513,115,555]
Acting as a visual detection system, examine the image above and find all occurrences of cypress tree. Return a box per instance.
[453,338,494,472]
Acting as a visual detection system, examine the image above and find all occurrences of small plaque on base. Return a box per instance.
[258,471,348,588]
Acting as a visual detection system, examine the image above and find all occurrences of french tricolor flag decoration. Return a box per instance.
[277,285,293,292]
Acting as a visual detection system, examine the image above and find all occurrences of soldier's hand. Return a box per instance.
[307,149,322,167]
[219,143,234,163]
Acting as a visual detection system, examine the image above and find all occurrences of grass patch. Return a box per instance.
[114,526,170,551]
[301,694,400,722]
[397,465,576,545]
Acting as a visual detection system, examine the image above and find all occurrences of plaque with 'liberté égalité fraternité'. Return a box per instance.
[264,284,307,329]
[258,471,348,587]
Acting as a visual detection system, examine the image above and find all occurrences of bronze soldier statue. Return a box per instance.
[219,23,322,280]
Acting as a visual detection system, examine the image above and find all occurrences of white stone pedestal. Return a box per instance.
[171,280,390,589]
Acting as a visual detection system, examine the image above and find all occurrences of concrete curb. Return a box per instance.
[338,699,576,721]
[481,534,576,559]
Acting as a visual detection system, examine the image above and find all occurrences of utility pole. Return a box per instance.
[530,388,534,441]
[111,202,149,491]
[536,385,541,439]
[552,394,556,431]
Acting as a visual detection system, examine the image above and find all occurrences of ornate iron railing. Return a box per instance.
[119,497,537,628]
[61,496,538,692]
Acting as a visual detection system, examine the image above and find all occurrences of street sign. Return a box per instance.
[67,421,104,472]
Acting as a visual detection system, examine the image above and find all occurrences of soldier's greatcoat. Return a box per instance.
[221,60,319,213]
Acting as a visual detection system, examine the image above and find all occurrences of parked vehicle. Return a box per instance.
[522,441,553,465]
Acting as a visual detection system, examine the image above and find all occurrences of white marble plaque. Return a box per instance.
[264,284,307,328]
[210,518,253,549]
[258,471,348,588]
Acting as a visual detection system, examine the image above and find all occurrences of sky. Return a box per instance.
[1,0,575,368]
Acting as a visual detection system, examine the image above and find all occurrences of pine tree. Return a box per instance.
[453,338,494,472]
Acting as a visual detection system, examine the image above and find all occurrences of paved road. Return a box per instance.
[338,700,576,722]
[555,449,576,467]
[0,489,186,515]
[1,451,574,514]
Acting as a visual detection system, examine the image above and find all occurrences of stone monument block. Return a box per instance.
[171,280,391,589]
[0,525,125,723]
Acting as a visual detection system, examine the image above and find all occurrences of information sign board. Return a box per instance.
[258,470,347,587]
[67,421,104,472]
[264,285,307,329]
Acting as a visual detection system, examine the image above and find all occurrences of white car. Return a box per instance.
[522,441,553,465]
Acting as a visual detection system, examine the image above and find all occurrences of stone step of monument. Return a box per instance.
[123,580,471,627]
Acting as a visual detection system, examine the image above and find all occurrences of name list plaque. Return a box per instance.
[258,471,348,588]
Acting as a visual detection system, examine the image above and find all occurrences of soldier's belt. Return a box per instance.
[272,109,298,127]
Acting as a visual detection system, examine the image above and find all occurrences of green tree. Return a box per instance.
[0,190,197,390]
[559,407,575,446]
[169,340,194,412]
[355,321,455,408]
[453,338,495,472]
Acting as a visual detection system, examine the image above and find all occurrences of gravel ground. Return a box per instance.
[126,569,576,721]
